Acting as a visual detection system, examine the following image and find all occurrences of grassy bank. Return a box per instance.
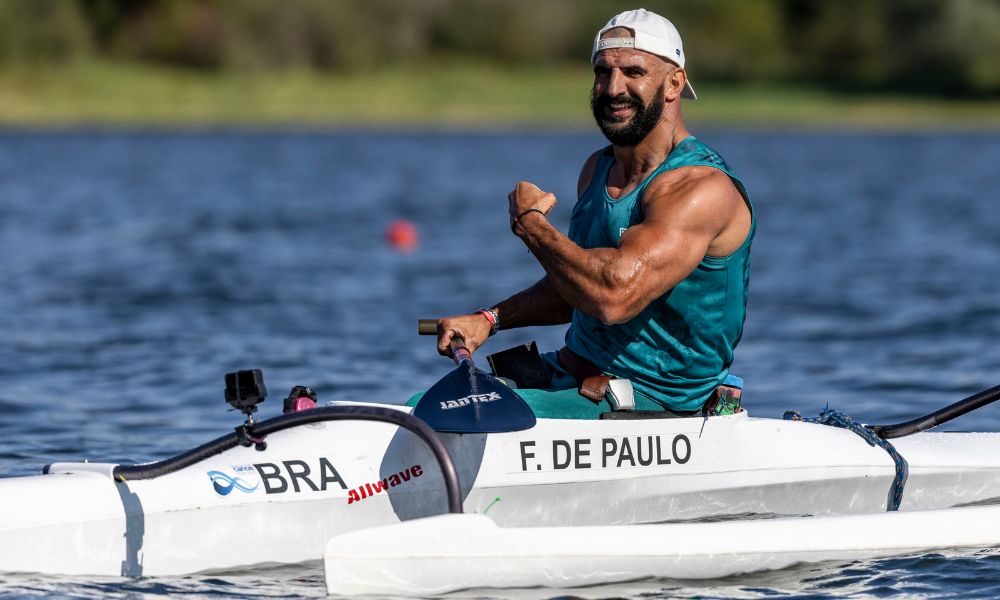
[1,61,997,130]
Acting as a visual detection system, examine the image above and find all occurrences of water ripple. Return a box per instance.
[0,130,998,598]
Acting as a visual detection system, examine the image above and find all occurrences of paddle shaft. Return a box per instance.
[418,319,471,365]
[870,384,1000,439]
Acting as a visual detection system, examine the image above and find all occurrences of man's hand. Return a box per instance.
[435,313,493,358]
[508,181,557,223]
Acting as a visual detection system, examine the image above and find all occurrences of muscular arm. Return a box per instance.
[495,276,573,329]
[435,276,571,356]
[432,152,605,356]
[488,150,604,330]
[510,167,747,325]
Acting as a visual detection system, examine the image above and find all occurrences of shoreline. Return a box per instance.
[2,119,998,135]
[2,61,997,131]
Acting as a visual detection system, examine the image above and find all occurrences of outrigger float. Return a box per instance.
[2,343,1000,594]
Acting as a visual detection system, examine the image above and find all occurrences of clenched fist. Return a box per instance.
[508,181,557,226]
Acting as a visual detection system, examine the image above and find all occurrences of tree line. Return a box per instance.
[1,0,997,96]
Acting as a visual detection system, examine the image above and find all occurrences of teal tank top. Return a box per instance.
[564,137,755,412]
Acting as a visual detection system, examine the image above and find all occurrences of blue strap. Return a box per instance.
[783,408,909,511]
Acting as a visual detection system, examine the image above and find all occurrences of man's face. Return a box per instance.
[590,48,669,147]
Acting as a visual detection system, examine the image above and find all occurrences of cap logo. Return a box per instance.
[596,37,636,52]
[675,49,681,57]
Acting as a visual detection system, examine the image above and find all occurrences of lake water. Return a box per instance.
[0,129,998,598]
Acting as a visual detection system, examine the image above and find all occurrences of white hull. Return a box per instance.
[2,404,1000,576]
[324,507,1000,595]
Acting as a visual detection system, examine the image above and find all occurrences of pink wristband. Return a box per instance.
[477,307,499,336]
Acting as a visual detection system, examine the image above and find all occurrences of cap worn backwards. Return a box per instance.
[591,8,697,100]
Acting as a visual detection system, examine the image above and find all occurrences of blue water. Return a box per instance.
[0,130,998,598]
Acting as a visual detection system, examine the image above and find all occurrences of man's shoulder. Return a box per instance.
[640,165,748,248]
[645,165,737,206]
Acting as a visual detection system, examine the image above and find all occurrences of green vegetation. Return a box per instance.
[0,0,997,129]
[1,60,995,129]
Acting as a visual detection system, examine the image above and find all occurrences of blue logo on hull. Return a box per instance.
[208,470,259,495]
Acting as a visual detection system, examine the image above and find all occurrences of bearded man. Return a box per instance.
[433,9,755,417]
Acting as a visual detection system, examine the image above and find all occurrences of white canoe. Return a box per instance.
[2,403,1000,576]
[324,505,1000,596]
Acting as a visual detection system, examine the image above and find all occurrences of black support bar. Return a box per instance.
[869,384,1000,440]
[111,405,464,514]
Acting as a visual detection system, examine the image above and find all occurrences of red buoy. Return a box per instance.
[385,219,419,253]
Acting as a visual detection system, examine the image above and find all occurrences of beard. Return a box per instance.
[590,83,665,147]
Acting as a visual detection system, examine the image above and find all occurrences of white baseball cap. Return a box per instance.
[591,8,697,100]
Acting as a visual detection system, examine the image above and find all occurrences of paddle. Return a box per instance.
[413,319,536,433]
[869,384,1000,439]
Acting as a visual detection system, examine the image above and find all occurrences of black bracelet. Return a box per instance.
[510,208,546,233]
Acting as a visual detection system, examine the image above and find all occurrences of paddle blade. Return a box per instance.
[413,363,536,433]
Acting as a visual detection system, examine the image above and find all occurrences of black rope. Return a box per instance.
[784,408,908,511]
